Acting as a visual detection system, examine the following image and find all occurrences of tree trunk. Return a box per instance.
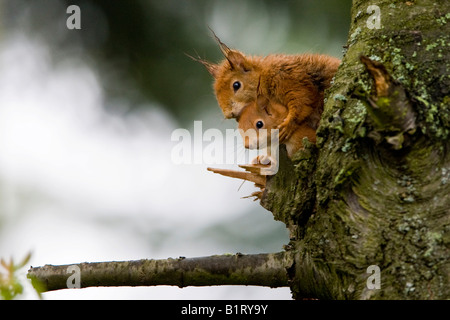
[262,0,449,299]
[27,0,449,299]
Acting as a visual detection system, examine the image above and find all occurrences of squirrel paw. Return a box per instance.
[277,118,297,143]
[251,155,272,165]
[250,155,278,175]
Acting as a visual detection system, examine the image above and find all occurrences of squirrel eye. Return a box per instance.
[232,81,241,91]
[256,121,264,129]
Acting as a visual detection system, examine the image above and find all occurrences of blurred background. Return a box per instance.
[0,0,351,299]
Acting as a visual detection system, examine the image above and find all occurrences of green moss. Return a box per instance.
[426,42,439,51]
[352,10,450,140]
[423,231,443,257]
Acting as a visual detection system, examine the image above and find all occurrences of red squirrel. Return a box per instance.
[193,34,341,143]
[238,95,317,160]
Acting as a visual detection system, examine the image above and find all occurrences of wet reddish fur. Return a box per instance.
[238,95,317,158]
[206,48,341,142]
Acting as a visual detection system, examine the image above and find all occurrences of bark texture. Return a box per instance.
[261,0,449,299]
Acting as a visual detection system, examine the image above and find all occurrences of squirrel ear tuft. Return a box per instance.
[209,28,232,56]
[208,28,251,73]
[201,60,219,78]
[186,53,219,78]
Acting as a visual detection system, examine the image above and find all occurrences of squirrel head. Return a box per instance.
[238,95,287,149]
[190,33,260,119]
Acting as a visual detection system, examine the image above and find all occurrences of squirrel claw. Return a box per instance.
[277,118,296,143]
[251,155,271,165]
[243,155,278,176]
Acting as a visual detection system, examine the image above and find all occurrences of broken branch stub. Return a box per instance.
[359,55,416,149]
[207,164,268,199]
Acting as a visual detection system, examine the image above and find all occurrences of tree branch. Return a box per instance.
[27,252,292,292]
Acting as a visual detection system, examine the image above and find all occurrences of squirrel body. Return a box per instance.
[195,38,340,142]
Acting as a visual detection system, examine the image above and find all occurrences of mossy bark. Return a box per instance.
[261,0,449,299]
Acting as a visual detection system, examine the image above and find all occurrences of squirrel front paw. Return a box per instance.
[251,154,272,165]
[277,117,297,143]
[251,155,278,175]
